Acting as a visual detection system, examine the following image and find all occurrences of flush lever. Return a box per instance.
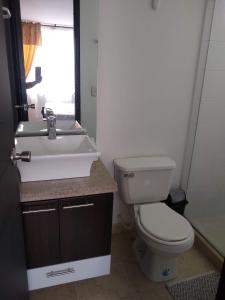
[124,173,135,178]
[11,148,31,165]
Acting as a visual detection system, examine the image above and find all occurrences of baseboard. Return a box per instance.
[112,222,136,235]
[27,255,111,291]
[194,230,223,271]
[112,223,124,235]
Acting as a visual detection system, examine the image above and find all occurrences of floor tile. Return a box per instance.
[29,283,77,300]
[29,231,217,300]
[175,245,215,282]
[74,263,135,300]
[111,230,136,265]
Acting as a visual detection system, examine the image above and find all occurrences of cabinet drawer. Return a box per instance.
[27,255,111,290]
[22,200,60,269]
[59,193,113,262]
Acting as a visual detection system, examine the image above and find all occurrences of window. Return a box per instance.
[26,26,75,121]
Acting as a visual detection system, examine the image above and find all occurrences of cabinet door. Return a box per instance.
[21,200,60,269]
[60,193,113,262]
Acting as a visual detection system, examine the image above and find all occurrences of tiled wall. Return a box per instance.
[187,0,225,217]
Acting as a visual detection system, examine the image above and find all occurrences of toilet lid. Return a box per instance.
[138,203,193,242]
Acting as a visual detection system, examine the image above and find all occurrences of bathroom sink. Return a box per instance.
[16,121,86,137]
[16,135,100,182]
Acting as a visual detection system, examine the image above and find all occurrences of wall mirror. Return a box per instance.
[5,0,98,139]
[20,0,75,122]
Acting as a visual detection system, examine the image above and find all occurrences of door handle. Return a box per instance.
[11,148,31,164]
[2,7,11,19]
[15,104,35,111]
[62,203,94,210]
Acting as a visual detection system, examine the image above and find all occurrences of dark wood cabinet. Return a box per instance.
[21,193,113,269]
[21,200,60,269]
[60,193,113,262]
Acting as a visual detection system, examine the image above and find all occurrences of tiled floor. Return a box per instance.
[30,231,216,300]
[191,215,225,257]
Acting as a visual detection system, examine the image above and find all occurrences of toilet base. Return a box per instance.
[133,237,177,282]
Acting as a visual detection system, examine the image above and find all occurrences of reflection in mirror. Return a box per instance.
[18,0,98,139]
[80,0,98,139]
[20,0,75,122]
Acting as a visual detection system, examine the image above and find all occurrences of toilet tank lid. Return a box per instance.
[114,156,176,172]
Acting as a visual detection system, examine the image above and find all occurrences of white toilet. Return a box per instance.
[114,156,194,282]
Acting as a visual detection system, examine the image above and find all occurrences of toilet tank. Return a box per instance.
[114,156,176,204]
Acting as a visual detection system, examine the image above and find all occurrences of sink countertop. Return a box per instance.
[20,160,117,202]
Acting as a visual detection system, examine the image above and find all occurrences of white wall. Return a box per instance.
[97,0,206,223]
[80,0,98,139]
[186,0,225,218]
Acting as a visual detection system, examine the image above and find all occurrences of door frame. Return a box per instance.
[180,0,216,191]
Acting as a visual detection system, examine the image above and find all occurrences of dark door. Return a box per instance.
[0,2,28,299]
[59,194,113,262]
[3,0,28,126]
[216,259,225,300]
[22,200,60,269]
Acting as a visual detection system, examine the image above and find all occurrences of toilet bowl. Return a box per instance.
[133,203,194,281]
[135,203,194,256]
[114,156,194,281]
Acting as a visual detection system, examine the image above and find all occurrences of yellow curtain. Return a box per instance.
[22,22,42,78]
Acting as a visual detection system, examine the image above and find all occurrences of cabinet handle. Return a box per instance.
[46,267,75,278]
[62,203,94,210]
[22,208,56,214]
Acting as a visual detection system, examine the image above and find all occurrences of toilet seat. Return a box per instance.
[136,203,193,243]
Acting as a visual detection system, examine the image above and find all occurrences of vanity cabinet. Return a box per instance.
[21,193,113,269]
[22,200,60,269]
[60,194,113,262]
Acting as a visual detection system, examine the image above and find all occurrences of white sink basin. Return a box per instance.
[16,121,86,137]
[16,135,100,182]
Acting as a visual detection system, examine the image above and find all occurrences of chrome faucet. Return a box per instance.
[47,114,56,140]
[46,108,54,117]
[41,107,54,120]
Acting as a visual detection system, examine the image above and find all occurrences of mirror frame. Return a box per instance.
[74,0,80,123]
